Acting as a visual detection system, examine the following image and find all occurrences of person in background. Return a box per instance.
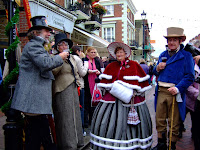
[90,42,152,149]
[96,52,104,68]
[108,54,117,63]
[52,33,84,150]
[148,62,154,85]
[0,64,2,85]
[181,63,199,138]
[101,56,109,68]
[83,47,101,128]
[139,58,149,75]
[189,39,200,150]
[71,45,89,136]
[11,16,68,150]
[152,27,194,150]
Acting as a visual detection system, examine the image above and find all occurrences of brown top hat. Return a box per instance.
[164,27,186,41]
[28,16,52,33]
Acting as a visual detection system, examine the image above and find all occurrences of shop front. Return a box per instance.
[72,27,109,57]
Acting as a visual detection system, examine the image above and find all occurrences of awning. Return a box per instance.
[73,27,110,56]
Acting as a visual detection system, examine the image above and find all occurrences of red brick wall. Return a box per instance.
[19,0,29,49]
[115,20,123,42]
[114,4,122,17]
[55,0,64,7]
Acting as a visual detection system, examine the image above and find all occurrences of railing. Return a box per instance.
[69,2,90,16]
[90,14,102,24]
[129,40,139,47]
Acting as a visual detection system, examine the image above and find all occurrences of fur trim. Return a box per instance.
[99,74,112,80]
[123,75,150,82]
[97,83,113,90]
[138,85,152,93]
[116,80,141,90]
[116,80,152,93]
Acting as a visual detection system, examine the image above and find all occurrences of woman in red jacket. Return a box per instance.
[90,42,152,149]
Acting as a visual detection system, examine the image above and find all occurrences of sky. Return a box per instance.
[132,0,200,57]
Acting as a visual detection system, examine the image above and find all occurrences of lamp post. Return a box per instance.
[141,10,146,59]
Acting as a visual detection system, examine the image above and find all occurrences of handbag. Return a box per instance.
[91,84,102,107]
[109,81,133,103]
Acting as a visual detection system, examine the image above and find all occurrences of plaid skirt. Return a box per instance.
[90,99,152,150]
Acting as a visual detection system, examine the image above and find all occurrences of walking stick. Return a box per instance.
[169,96,175,150]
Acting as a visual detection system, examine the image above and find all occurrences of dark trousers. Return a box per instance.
[24,115,56,150]
[84,89,95,127]
[79,89,85,130]
[193,100,200,150]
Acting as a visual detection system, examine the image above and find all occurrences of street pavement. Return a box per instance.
[0,85,195,149]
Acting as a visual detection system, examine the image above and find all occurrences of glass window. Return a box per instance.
[104,5,114,16]
[104,27,114,43]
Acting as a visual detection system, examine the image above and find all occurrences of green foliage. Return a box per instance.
[0,100,12,114]
[5,7,20,36]
[5,36,20,60]
[3,63,19,91]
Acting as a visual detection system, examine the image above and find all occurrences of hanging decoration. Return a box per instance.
[3,63,19,90]
[5,36,20,60]
[5,7,20,36]
[1,7,20,111]
[92,1,107,15]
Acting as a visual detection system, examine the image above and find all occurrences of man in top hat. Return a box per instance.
[152,27,195,150]
[11,16,69,150]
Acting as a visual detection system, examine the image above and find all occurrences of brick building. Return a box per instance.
[0,0,110,73]
[99,0,137,58]
[99,0,154,61]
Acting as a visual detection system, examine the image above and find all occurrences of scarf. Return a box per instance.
[120,60,128,70]
[167,45,180,57]
[87,56,97,96]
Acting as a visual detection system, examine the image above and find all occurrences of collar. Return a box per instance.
[167,45,180,56]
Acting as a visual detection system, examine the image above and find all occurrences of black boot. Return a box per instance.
[151,133,167,150]
[170,142,176,150]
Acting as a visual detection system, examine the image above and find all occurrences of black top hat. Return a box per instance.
[28,16,52,32]
[54,33,73,50]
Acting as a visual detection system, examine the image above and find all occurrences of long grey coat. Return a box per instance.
[11,36,63,114]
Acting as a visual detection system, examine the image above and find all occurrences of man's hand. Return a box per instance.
[168,87,178,95]
[156,62,166,72]
[194,55,200,64]
[59,52,69,60]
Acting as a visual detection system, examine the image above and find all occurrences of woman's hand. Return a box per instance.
[88,69,100,75]
[96,70,100,75]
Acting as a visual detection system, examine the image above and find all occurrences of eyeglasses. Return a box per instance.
[58,41,69,47]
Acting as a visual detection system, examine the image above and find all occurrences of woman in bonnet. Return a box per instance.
[90,42,152,149]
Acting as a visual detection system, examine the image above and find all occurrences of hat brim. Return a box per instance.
[55,39,73,49]
[164,35,186,42]
[107,42,131,59]
[28,26,52,33]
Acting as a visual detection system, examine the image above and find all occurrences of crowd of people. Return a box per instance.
[1,15,200,150]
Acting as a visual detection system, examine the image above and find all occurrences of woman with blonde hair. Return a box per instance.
[83,46,101,128]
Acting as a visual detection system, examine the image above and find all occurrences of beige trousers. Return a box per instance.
[156,86,180,142]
